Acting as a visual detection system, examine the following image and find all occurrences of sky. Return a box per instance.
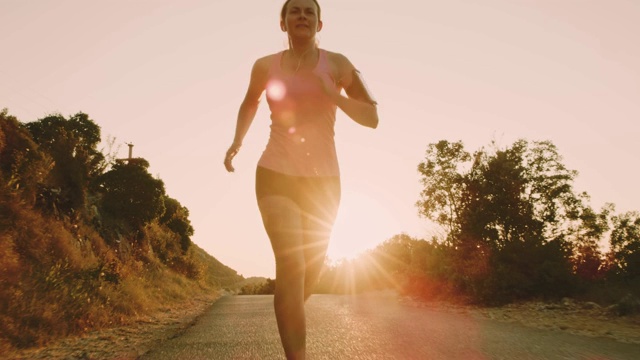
[2,0,639,278]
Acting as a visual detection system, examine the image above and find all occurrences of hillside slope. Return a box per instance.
[0,110,244,352]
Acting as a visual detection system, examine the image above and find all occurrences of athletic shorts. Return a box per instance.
[255,166,341,230]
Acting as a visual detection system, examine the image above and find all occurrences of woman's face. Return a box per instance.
[281,0,322,38]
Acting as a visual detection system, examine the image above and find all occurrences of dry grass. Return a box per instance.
[0,190,227,352]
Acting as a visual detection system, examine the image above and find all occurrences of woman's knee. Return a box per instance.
[275,251,305,271]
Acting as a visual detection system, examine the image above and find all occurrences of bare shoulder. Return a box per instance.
[243,52,280,99]
[324,50,355,71]
[252,53,279,76]
[323,50,357,88]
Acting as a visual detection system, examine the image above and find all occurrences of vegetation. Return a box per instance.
[0,109,243,352]
[318,139,640,309]
[237,278,276,295]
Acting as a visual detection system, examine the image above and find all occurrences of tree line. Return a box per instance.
[317,139,640,309]
[2,109,197,263]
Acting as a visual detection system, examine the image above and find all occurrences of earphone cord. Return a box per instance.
[288,37,315,74]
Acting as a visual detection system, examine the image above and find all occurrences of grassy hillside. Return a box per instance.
[0,185,243,352]
[0,110,244,352]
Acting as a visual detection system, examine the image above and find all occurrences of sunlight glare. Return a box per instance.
[328,190,400,261]
[266,79,286,101]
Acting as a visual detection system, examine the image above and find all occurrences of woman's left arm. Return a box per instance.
[320,53,379,129]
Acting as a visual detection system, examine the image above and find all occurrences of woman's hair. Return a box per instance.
[280,0,321,21]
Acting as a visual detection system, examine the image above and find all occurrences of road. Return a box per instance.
[141,293,640,359]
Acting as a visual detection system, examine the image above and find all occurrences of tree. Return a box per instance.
[462,142,542,248]
[97,159,165,234]
[371,234,415,276]
[416,139,584,302]
[521,140,580,239]
[418,139,583,249]
[610,211,640,279]
[569,203,612,281]
[0,109,53,202]
[416,140,471,242]
[24,113,104,215]
[159,196,194,253]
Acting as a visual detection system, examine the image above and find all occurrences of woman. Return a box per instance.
[224,0,378,358]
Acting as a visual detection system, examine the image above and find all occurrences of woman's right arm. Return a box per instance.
[224,57,269,172]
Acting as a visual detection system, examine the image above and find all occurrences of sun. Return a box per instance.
[327,189,399,261]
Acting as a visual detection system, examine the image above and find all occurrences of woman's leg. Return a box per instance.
[258,195,307,359]
[256,167,307,359]
[301,178,341,301]
[302,219,331,301]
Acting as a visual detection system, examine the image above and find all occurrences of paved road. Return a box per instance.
[141,293,640,359]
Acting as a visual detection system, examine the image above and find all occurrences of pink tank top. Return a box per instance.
[258,49,340,177]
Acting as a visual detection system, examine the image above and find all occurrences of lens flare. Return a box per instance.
[266,79,286,101]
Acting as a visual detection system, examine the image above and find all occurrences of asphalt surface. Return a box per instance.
[141,293,640,359]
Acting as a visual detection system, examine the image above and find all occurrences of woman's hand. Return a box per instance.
[224,143,241,172]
